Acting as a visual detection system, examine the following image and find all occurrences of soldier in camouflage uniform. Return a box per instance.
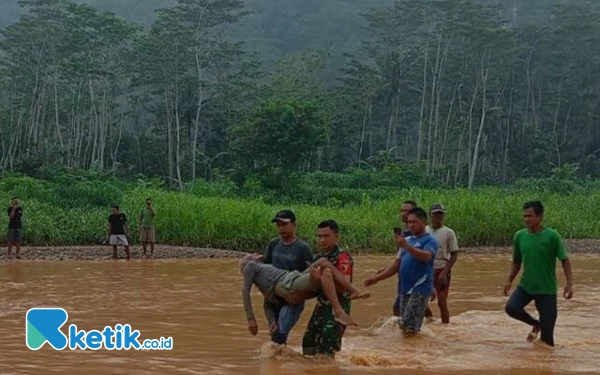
[302,220,353,357]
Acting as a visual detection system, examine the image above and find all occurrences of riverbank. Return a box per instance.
[2,239,599,261]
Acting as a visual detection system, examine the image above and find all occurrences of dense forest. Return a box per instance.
[1,0,599,191]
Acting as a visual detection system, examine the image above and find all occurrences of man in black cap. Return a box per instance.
[263,209,314,345]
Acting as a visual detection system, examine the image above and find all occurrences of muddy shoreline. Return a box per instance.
[1,239,599,261]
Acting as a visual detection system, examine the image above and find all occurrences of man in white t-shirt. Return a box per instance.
[425,203,460,324]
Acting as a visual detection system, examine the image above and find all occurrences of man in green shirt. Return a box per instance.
[138,198,156,258]
[504,201,574,347]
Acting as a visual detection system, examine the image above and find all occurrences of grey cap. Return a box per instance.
[430,203,446,213]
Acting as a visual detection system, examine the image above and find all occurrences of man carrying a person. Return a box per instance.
[138,198,157,258]
[302,220,354,357]
[504,201,574,347]
[7,197,23,259]
[107,205,131,260]
[365,207,438,335]
[240,253,369,337]
[263,209,314,345]
[425,203,460,324]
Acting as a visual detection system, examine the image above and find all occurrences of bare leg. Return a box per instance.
[142,242,147,257]
[150,242,155,257]
[15,242,21,259]
[319,268,357,326]
[438,292,450,324]
[124,246,131,260]
[112,246,118,259]
[7,241,13,259]
[425,306,433,318]
[312,258,369,299]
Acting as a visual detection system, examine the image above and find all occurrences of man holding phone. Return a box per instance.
[365,208,438,334]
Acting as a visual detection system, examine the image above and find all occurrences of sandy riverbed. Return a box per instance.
[1,239,598,261]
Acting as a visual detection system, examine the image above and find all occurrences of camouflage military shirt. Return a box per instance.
[302,246,353,356]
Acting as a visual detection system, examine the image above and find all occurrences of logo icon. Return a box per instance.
[25,307,173,351]
[26,308,69,350]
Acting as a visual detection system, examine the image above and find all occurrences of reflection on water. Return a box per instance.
[1,255,599,374]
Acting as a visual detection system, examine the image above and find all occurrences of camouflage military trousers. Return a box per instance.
[301,304,348,356]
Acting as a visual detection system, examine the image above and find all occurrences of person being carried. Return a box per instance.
[240,253,369,336]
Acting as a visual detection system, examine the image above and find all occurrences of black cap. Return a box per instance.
[430,203,446,213]
[271,210,296,223]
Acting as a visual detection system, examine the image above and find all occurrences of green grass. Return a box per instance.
[1,176,600,252]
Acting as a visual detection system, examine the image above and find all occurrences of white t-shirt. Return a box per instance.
[426,225,460,270]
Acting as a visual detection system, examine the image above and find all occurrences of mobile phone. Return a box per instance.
[393,227,403,235]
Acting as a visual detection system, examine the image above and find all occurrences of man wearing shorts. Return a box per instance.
[138,198,156,258]
[365,207,438,334]
[107,205,131,260]
[302,220,354,357]
[7,197,23,259]
[425,203,460,323]
[240,254,368,336]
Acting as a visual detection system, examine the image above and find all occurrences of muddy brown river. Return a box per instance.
[1,254,599,374]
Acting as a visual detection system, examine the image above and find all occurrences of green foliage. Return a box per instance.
[1,175,600,250]
[232,100,327,188]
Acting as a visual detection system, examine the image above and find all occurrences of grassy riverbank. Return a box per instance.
[1,175,600,253]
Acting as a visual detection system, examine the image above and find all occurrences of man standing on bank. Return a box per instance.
[425,203,460,324]
[263,209,314,345]
[302,220,354,357]
[107,205,131,260]
[365,208,438,335]
[504,201,574,347]
[7,197,23,259]
[139,198,157,258]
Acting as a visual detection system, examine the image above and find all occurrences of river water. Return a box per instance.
[1,254,599,374]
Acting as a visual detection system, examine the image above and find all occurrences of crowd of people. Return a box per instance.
[4,196,157,260]
[3,195,575,356]
[239,200,574,357]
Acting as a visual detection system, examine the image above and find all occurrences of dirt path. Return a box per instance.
[1,239,598,261]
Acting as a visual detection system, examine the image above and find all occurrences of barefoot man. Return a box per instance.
[138,198,156,258]
[424,203,460,324]
[240,254,369,336]
[504,200,573,347]
[7,197,23,259]
[365,207,438,335]
[107,205,131,260]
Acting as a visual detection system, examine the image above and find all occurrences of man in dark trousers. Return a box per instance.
[504,201,574,347]
[302,220,354,357]
[7,197,23,259]
[263,209,314,345]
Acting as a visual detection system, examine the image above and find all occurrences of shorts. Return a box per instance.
[139,228,156,243]
[398,293,430,333]
[434,269,451,296]
[8,228,22,242]
[109,235,129,246]
[275,270,320,301]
